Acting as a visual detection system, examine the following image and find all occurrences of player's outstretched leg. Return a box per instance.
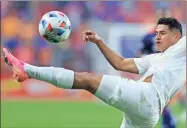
[2,48,161,127]
[2,48,102,94]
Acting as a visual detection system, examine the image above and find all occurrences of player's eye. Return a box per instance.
[161,32,166,35]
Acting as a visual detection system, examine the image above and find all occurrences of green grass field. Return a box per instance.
[1,100,186,128]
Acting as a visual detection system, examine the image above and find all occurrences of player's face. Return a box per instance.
[155,25,177,52]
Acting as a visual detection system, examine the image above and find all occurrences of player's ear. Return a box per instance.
[173,31,181,41]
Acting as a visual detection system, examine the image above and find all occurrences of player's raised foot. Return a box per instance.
[2,48,30,82]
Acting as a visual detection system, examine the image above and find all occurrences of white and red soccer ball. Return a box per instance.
[38,11,71,43]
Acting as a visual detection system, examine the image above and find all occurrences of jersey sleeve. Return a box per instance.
[134,54,156,74]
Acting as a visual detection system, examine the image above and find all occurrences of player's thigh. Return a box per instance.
[95,75,160,118]
[117,79,160,118]
[95,75,121,104]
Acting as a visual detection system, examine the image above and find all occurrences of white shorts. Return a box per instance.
[95,75,161,128]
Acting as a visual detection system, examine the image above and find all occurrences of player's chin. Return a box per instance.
[155,46,163,52]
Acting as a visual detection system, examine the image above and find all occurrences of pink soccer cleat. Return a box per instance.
[2,48,29,82]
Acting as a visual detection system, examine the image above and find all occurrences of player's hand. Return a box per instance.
[82,30,103,44]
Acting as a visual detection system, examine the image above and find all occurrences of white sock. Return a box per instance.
[24,64,74,89]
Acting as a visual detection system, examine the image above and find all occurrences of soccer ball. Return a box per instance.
[38,11,71,43]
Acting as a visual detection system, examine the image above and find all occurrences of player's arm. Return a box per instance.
[83,30,139,74]
[96,39,139,73]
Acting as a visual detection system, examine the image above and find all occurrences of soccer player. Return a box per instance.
[140,28,177,128]
[2,17,186,128]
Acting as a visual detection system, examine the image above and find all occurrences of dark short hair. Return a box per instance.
[157,17,182,35]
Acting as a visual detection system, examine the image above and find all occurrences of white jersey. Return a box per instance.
[134,36,186,112]
[95,36,186,128]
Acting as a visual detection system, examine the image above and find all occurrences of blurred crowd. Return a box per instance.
[1,1,186,76]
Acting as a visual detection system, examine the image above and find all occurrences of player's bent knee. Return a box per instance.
[86,72,103,94]
[73,72,102,94]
